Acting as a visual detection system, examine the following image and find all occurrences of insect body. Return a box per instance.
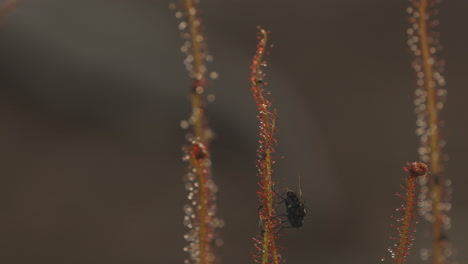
[283,190,306,228]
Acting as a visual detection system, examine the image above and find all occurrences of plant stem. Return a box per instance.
[395,176,418,264]
[185,0,207,143]
[176,1,217,263]
[250,28,281,264]
[190,144,209,264]
[388,162,427,263]
[415,1,446,263]
[417,0,441,175]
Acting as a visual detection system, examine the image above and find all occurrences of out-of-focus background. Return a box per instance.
[0,0,467,263]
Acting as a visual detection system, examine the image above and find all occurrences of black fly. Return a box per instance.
[258,190,306,237]
[282,190,306,229]
[258,177,306,237]
[276,176,306,232]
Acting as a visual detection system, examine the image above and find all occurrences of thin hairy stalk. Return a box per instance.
[181,141,219,264]
[250,27,282,264]
[173,1,220,263]
[387,162,428,263]
[394,176,418,263]
[407,1,451,263]
[188,142,213,264]
[418,0,441,174]
[185,0,206,141]
[417,3,444,261]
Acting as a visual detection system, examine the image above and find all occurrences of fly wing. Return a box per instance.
[298,174,306,215]
[298,174,303,201]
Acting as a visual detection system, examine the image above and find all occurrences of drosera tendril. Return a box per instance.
[172,0,220,263]
[404,161,428,178]
[250,27,283,264]
[407,1,452,263]
[384,161,427,264]
[181,139,220,264]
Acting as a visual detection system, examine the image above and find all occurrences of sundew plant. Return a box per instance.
[171,0,221,263]
[407,0,452,262]
[172,0,456,264]
[0,0,461,264]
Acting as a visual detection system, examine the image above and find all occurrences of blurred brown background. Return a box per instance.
[0,0,467,263]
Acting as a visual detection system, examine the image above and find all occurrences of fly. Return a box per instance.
[283,189,306,228]
[277,176,306,232]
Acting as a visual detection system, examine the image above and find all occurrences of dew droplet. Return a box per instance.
[209,72,219,79]
[180,120,190,129]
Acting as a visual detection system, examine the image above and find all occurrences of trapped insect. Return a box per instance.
[258,178,306,236]
[282,189,306,229]
[257,188,306,236]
